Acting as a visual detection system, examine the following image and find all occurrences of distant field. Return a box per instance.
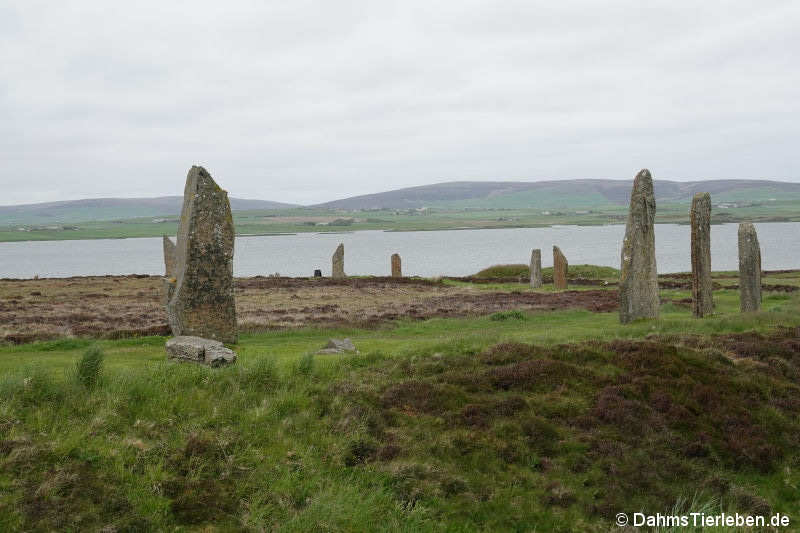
[4,178,800,242]
[2,200,800,242]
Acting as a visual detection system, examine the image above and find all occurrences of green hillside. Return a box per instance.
[0,197,297,227]
[317,179,800,210]
[429,187,613,209]
[3,179,800,242]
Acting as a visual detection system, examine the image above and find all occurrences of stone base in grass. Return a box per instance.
[166,336,237,367]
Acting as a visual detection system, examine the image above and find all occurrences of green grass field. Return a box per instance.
[3,200,800,242]
[1,280,799,531]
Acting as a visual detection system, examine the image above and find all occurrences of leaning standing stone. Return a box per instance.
[530,249,542,288]
[165,166,237,343]
[619,168,659,323]
[391,253,402,277]
[553,246,567,290]
[690,193,713,317]
[738,223,761,312]
[163,235,176,277]
[332,243,345,279]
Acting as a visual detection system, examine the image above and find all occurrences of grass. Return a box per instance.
[474,264,619,280]
[4,202,800,242]
[0,283,798,530]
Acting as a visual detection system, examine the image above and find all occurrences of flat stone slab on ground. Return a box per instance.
[317,338,358,354]
[166,335,237,367]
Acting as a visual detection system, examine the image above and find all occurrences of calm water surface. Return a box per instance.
[1,223,798,279]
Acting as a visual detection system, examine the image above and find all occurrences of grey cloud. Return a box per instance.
[0,0,798,205]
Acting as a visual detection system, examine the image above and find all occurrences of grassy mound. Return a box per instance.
[473,263,529,278]
[1,326,798,530]
[474,263,619,280]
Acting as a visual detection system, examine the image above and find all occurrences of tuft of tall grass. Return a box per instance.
[490,310,527,321]
[651,492,741,532]
[75,344,104,390]
[295,353,315,377]
[239,355,279,391]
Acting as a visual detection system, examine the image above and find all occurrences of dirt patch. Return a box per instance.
[725,284,799,293]
[0,276,618,344]
[657,279,725,290]
[235,276,444,289]
[423,290,618,315]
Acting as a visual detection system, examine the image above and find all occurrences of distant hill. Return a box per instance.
[0,197,298,226]
[315,179,800,210]
[5,178,799,227]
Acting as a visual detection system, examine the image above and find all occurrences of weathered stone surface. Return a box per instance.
[391,253,402,277]
[738,223,761,312]
[162,278,176,306]
[690,193,713,317]
[165,166,237,343]
[165,335,237,367]
[163,235,176,277]
[553,246,567,290]
[162,236,177,305]
[314,269,322,278]
[332,243,345,279]
[529,249,542,288]
[619,168,659,324]
[317,338,358,354]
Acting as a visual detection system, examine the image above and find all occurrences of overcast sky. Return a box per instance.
[1,1,798,206]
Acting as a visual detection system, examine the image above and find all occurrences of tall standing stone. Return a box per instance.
[332,243,345,279]
[391,253,402,277]
[163,235,176,277]
[619,168,659,324]
[738,223,761,312]
[553,246,567,290]
[165,166,237,343]
[530,249,542,288]
[690,193,713,317]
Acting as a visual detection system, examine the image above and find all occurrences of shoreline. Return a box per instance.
[2,218,800,244]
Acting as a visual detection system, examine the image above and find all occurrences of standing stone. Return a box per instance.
[165,166,237,343]
[332,243,345,279]
[391,253,402,278]
[619,168,659,324]
[313,269,322,278]
[530,249,542,288]
[553,246,567,290]
[163,235,176,277]
[738,223,761,312]
[690,193,713,317]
